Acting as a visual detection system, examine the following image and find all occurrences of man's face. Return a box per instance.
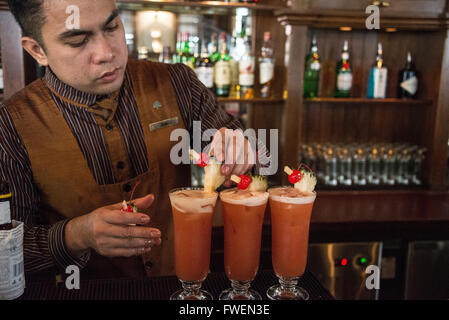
[40,0,128,95]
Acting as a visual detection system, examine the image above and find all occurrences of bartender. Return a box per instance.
[1,0,263,280]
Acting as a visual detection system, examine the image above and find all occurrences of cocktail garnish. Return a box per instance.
[285,163,316,193]
[231,174,251,190]
[122,181,140,213]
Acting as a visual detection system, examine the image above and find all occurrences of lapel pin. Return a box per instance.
[153,101,162,109]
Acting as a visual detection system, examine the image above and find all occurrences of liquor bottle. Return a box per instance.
[259,32,275,98]
[195,42,214,90]
[367,43,388,99]
[214,32,231,97]
[159,46,172,64]
[0,181,12,230]
[173,32,182,64]
[180,32,195,69]
[209,33,220,63]
[229,35,240,98]
[398,51,418,99]
[303,35,321,98]
[239,36,255,99]
[335,40,353,98]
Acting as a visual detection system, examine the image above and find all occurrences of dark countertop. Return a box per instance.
[21,269,334,300]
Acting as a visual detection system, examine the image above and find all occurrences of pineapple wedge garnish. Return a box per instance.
[204,157,226,193]
[294,171,317,193]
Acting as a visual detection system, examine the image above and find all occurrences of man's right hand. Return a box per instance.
[65,194,161,259]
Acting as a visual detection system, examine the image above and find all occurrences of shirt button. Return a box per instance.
[145,261,153,269]
[123,184,132,193]
[105,123,114,131]
[117,161,125,170]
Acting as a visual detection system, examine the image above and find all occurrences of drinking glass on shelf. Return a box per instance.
[411,148,426,185]
[169,188,218,300]
[368,146,381,185]
[381,147,396,185]
[324,147,338,186]
[219,188,269,300]
[266,186,316,300]
[396,148,411,185]
[353,147,367,186]
[338,147,352,186]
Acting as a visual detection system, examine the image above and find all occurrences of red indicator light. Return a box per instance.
[341,258,348,266]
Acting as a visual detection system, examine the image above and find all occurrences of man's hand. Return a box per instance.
[210,127,256,187]
[65,194,161,259]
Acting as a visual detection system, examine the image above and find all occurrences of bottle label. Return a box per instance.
[311,61,321,71]
[337,73,353,91]
[214,60,231,87]
[0,222,25,300]
[239,58,255,86]
[373,68,388,98]
[0,201,11,225]
[400,76,418,95]
[196,66,214,89]
[260,61,274,85]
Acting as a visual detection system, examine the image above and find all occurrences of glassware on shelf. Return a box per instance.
[338,147,352,186]
[324,147,338,186]
[412,148,427,185]
[353,147,367,186]
[368,147,381,185]
[381,147,396,185]
[298,142,426,189]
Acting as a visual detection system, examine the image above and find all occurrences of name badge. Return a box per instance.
[149,117,179,131]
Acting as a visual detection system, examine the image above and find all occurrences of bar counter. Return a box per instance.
[21,269,334,300]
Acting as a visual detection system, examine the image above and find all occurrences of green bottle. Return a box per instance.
[180,32,195,70]
[214,32,231,97]
[303,35,321,98]
[335,40,353,98]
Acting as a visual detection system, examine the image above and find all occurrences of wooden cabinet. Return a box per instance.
[296,0,447,17]
[278,0,449,191]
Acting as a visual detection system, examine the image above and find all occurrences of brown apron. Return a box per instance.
[5,60,191,279]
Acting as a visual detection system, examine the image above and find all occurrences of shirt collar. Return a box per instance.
[43,66,121,123]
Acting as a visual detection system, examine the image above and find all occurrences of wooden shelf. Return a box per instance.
[304,98,432,105]
[218,97,285,104]
[118,1,286,14]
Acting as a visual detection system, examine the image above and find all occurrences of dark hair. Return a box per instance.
[7,0,47,48]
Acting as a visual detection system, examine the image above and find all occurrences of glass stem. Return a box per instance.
[279,276,298,294]
[230,280,251,296]
[181,280,202,296]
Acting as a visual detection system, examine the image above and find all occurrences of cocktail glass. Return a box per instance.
[266,186,316,300]
[219,188,269,300]
[169,187,217,300]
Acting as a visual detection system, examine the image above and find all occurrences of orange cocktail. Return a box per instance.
[169,188,217,300]
[219,188,268,300]
[267,186,316,300]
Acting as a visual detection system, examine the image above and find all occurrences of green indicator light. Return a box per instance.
[360,257,367,264]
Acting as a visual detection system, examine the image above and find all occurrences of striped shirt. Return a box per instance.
[0,61,255,276]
